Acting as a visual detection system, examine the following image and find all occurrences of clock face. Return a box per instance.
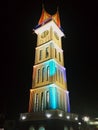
[54,31,59,40]
[41,30,49,38]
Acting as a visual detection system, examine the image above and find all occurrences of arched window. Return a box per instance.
[39,50,42,60]
[36,93,38,111]
[38,126,45,130]
[60,71,63,84]
[55,48,57,58]
[47,66,49,81]
[46,91,49,109]
[37,69,40,83]
[42,67,45,82]
[59,52,61,61]
[29,126,35,130]
[46,47,49,58]
[55,67,57,81]
[34,94,36,112]
[61,71,63,84]
[58,69,60,82]
[41,92,44,111]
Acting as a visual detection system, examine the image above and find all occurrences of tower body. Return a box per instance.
[29,7,70,113]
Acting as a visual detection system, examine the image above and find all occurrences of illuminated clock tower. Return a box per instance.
[28,6,70,113]
[19,6,80,130]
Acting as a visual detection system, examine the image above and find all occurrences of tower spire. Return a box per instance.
[38,5,51,25]
[52,6,61,28]
[38,5,61,28]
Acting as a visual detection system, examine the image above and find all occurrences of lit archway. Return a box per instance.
[38,126,45,130]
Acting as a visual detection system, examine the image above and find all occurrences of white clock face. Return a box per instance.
[54,31,59,40]
[41,30,49,38]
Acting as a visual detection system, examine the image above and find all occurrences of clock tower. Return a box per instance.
[19,5,81,130]
[29,6,70,113]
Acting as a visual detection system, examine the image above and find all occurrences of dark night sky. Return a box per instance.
[0,0,98,119]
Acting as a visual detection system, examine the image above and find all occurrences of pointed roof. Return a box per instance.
[38,6,61,28]
[52,8,61,28]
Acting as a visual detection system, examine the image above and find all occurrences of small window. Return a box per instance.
[46,47,49,58]
[41,92,44,111]
[58,69,60,82]
[46,91,49,109]
[55,67,57,80]
[36,93,38,111]
[55,48,57,58]
[37,69,40,83]
[42,67,45,82]
[59,52,61,61]
[61,71,63,84]
[47,66,49,81]
[34,94,36,112]
[39,50,42,60]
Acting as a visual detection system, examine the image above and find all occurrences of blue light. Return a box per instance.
[49,86,57,109]
[49,61,56,76]
[44,59,67,80]
[63,69,67,82]
[44,59,56,77]
[66,91,70,112]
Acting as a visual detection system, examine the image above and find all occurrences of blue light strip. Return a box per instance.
[63,69,67,82]
[66,91,70,112]
[49,86,57,109]
[49,61,55,76]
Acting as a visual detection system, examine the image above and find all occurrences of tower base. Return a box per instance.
[19,110,86,130]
